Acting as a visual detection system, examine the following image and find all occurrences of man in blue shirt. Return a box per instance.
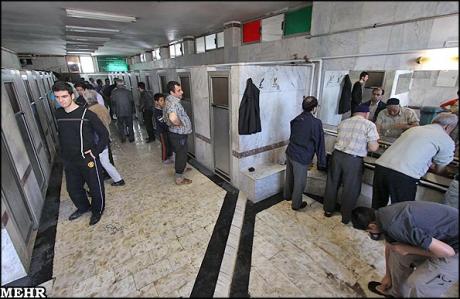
[351,201,458,297]
[284,96,326,210]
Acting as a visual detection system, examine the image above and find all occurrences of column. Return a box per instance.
[223,21,241,63]
[182,36,195,56]
[159,45,170,60]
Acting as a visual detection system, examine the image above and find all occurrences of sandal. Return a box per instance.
[368,281,394,298]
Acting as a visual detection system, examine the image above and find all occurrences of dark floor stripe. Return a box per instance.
[229,192,284,297]
[187,157,239,297]
[5,156,63,287]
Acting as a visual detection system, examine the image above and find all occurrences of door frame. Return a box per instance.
[208,71,232,181]
[177,71,196,157]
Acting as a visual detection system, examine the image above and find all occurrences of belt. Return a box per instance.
[334,149,363,159]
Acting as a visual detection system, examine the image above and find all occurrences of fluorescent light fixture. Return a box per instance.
[66,35,111,42]
[66,9,136,23]
[65,25,119,33]
[67,51,94,54]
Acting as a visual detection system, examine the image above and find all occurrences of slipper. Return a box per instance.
[368,281,393,298]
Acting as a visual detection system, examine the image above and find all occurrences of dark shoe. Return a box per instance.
[284,198,291,201]
[369,232,383,241]
[89,213,102,226]
[324,211,333,217]
[111,179,125,186]
[368,281,394,298]
[69,208,90,221]
[292,201,308,211]
[146,138,154,143]
[129,139,135,143]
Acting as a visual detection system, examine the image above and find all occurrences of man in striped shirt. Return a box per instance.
[323,104,380,224]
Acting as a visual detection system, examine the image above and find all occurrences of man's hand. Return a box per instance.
[84,149,96,159]
[390,243,410,256]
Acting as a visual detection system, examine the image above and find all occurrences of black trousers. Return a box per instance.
[117,115,134,142]
[143,110,155,140]
[283,154,308,210]
[372,165,418,209]
[63,155,105,216]
[323,150,363,224]
[169,132,188,176]
[159,131,172,161]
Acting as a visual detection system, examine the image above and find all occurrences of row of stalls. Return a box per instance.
[1,69,58,284]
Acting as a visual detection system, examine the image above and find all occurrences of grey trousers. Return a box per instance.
[323,150,363,223]
[387,250,458,297]
[283,155,308,210]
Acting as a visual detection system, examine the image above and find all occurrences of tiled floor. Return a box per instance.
[248,196,459,298]
[45,122,226,297]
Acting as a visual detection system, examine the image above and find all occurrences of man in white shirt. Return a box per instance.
[323,104,380,224]
[372,112,457,209]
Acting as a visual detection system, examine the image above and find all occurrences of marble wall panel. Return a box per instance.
[353,56,388,71]
[435,1,459,14]
[311,1,333,35]
[392,1,439,21]
[358,27,391,54]
[328,2,364,33]
[360,2,398,27]
[1,229,27,284]
[428,16,459,48]
[194,138,213,170]
[190,66,211,139]
[388,20,433,52]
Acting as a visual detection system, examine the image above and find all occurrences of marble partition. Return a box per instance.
[230,65,314,193]
[190,66,213,170]
[317,70,349,127]
[1,228,27,285]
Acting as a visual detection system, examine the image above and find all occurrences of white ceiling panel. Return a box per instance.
[1,1,308,56]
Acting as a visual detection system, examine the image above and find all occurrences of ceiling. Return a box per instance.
[1,1,308,57]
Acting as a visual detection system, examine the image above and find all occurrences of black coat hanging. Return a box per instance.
[338,74,352,114]
[238,78,261,135]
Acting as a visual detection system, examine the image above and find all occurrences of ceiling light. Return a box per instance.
[67,51,94,54]
[66,35,111,42]
[66,9,136,23]
[65,25,119,33]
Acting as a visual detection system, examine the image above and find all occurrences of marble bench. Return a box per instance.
[239,163,286,203]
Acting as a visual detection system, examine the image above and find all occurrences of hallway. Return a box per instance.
[46,122,226,297]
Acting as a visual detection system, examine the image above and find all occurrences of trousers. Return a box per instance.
[117,116,134,142]
[63,154,105,215]
[323,150,363,223]
[99,147,122,182]
[283,154,308,210]
[169,132,188,178]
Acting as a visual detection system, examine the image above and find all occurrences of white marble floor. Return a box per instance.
[248,196,459,298]
[42,122,226,297]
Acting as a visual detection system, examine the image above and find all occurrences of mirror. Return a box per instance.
[320,69,458,126]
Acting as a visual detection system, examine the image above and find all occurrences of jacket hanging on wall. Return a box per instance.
[238,78,261,135]
[338,74,352,114]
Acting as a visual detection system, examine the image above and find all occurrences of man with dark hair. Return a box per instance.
[323,104,379,223]
[362,87,386,122]
[154,93,173,164]
[103,79,117,119]
[95,79,104,94]
[52,81,109,225]
[74,82,88,107]
[111,78,135,143]
[164,81,193,185]
[351,71,369,114]
[138,82,156,143]
[284,96,326,210]
[351,202,458,298]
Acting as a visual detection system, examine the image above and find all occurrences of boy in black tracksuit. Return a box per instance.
[53,81,109,226]
[154,93,173,163]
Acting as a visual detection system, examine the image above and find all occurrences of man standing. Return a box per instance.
[164,81,193,185]
[362,87,386,122]
[351,71,369,114]
[351,201,458,298]
[372,113,457,209]
[138,82,156,143]
[284,96,326,210]
[111,78,135,143]
[323,104,380,223]
[376,98,419,138]
[53,81,109,225]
